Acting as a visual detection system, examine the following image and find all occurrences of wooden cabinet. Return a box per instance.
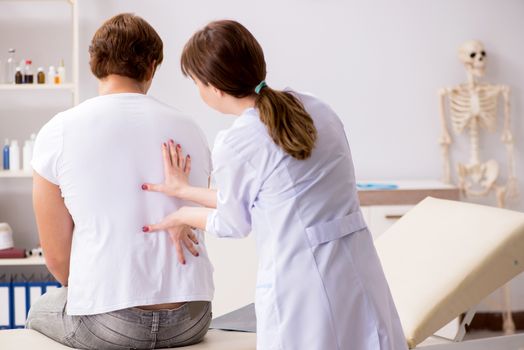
[358,180,460,238]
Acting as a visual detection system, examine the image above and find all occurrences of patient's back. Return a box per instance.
[32,93,214,315]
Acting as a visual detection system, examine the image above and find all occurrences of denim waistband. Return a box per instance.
[107,301,211,325]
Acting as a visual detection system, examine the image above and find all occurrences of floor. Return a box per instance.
[464,330,523,340]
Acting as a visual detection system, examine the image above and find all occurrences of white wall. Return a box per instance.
[1,0,523,313]
[78,0,524,314]
[76,0,524,204]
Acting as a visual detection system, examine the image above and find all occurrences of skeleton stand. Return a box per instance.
[438,40,518,335]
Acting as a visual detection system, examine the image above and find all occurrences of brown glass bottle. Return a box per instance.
[37,67,45,84]
[14,67,23,84]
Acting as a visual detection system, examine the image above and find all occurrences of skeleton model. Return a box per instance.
[438,40,518,333]
[439,40,517,208]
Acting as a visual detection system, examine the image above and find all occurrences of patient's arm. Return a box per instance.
[143,140,217,208]
[33,172,74,286]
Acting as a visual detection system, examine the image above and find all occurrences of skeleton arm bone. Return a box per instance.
[499,85,518,197]
[439,88,453,183]
[500,85,513,144]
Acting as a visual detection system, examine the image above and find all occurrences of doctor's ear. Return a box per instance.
[209,84,225,97]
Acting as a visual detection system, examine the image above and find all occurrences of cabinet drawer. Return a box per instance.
[366,205,413,239]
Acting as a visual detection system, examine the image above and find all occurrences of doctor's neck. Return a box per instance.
[98,74,151,96]
[223,94,257,116]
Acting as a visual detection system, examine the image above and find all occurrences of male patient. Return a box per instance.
[26,13,214,349]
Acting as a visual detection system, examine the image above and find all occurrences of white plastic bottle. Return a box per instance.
[48,66,57,85]
[22,133,36,172]
[5,49,16,84]
[10,140,20,171]
[57,59,66,84]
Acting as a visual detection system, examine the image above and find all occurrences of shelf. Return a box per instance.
[357,179,457,190]
[0,83,75,91]
[0,256,45,266]
[357,179,460,206]
[0,171,32,178]
[0,0,72,2]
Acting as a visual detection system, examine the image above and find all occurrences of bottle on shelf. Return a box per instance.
[14,67,23,84]
[23,60,34,84]
[9,140,20,171]
[47,66,57,85]
[22,134,36,172]
[5,49,16,84]
[2,139,9,170]
[0,223,14,250]
[37,67,45,84]
[57,59,66,84]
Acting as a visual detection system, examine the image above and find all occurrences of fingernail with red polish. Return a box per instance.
[182,260,186,265]
[170,139,174,144]
[163,142,167,147]
[141,184,148,190]
[142,226,149,232]
[187,155,191,159]
[177,144,181,149]
[196,253,199,257]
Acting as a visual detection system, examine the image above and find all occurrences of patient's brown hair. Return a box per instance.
[89,13,163,81]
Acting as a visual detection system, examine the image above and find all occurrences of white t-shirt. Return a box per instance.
[32,93,214,315]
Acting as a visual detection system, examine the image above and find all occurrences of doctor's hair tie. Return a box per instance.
[255,80,267,94]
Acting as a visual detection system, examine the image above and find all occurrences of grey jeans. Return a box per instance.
[26,288,212,349]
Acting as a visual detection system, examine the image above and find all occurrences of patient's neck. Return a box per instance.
[98,75,150,96]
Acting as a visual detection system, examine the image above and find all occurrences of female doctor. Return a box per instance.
[143,20,407,350]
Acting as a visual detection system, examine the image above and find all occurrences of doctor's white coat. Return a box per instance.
[205,91,407,350]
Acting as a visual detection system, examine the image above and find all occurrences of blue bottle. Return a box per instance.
[3,139,9,170]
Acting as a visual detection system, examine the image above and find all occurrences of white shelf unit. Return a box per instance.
[0,83,76,91]
[0,256,45,266]
[0,170,32,178]
[0,0,79,267]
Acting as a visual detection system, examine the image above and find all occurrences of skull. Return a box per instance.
[458,40,486,78]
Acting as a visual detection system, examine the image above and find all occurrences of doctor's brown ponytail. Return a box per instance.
[255,87,316,159]
[181,20,317,160]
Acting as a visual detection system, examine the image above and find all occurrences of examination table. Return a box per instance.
[2,197,524,349]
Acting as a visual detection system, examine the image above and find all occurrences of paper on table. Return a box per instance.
[210,303,256,333]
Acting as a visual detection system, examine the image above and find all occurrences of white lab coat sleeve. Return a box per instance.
[205,143,260,239]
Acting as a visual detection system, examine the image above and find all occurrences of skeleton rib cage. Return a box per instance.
[448,83,500,134]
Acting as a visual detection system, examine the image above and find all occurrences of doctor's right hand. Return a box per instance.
[142,139,191,197]
[144,222,199,265]
[167,225,199,265]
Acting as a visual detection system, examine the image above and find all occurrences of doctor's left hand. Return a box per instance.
[142,139,191,197]
[143,217,199,265]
